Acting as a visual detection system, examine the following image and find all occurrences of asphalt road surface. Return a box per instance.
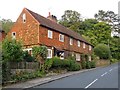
[33,63,119,89]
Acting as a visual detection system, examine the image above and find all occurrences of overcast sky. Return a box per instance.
[0,0,119,21]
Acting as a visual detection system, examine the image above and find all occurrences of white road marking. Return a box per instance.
[101,72,108,77]
[85,79,98,89]
[109,69,113,72]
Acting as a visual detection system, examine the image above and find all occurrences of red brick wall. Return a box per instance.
[8,8,39,46]
[39,26,92,54]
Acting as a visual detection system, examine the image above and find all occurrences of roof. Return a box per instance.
[26,8,92,45]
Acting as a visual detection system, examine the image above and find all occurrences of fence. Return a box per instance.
[9,62,40,69]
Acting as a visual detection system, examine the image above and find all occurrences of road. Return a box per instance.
[33,63,119,89]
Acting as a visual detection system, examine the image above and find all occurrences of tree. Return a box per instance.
[59,10,81,32]
[94,10,119,35]
[2,38,23,62]
[32,46,47,63]
[1,19,14,33]
[83,21,111,46]
[94,44,110,59]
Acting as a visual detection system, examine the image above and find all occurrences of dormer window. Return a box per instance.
[12,32,16,39]
[22,13,26,23]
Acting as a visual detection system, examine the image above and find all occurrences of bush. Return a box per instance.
[81,60,86,69]
[23,51,34,62]
[86,61,91,69]
[90,61,96,68]
[94,44,110,59]
[52,57,62,68]
[45,59,53,71]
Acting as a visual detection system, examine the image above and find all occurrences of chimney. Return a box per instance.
[47,12,57,23]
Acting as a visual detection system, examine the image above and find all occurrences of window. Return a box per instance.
[70,38,73,45]
[47,49,52,58]
[83,43,86,48]
[77,41,80,47]
[23,48,32,55]
[89,45,91,50]
[12,32,16,39]
[76,53,80,61]
[89,56,91,61]
[59,34,64,42]
[23,13,26,23]
[48,30,53,39]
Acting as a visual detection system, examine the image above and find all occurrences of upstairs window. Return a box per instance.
[59,34,64,42]
[48,30,53,39]
[77,40,80,47]
[70,38,73,45]
[89,45,92,50]
[12,32,16,39]
[23,13,26,23]
[83,43,86,48]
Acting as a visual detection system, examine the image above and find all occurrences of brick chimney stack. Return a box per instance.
[47,12,57,23]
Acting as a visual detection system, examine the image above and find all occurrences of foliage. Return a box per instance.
[44,59,53,71]
[52,57,62,68]
[110,58,119,63]
[2,38,23,62]
[94,44,110,59]
[86,61,91,69]
[22,51,34,62]
[90,61,96,68]
[1,19,14,33]
[81,60,86,69]
[11,70,45,82]
[59,10,81,32]
[32,46,47,62]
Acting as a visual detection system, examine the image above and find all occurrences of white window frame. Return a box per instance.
[89,56,91,61]
[83,43,86,48]
[47,49,52,59]
[12,32,16,39]
[70,38,73,45]
[23,13,26,23]
[59,34,64,42]
[48,30,53,39]
[77,40,80,47]
[23,48,32,55]
[76,53,80,61]
[89,45,92,50]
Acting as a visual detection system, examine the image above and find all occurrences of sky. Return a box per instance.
[0,0,119,22]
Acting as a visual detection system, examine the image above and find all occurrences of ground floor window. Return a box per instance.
[47,49,52,59]
[23,48,32,55]
[89,56,91,61]
[76,53,81,61]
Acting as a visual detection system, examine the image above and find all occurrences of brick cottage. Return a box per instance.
[8,8,93,61]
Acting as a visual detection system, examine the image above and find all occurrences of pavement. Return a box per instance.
[2,67,99,90]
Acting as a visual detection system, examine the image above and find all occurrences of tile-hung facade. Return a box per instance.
[8,8,93,61]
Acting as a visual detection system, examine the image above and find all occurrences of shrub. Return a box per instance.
[90,61,96,68]
[81,60,86,69]
[52,57,62,68]
[94,44,110,59]
[45,59,53,71]
[23,51,34,62]
[32,46,47,62]
[86,61,91,69]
